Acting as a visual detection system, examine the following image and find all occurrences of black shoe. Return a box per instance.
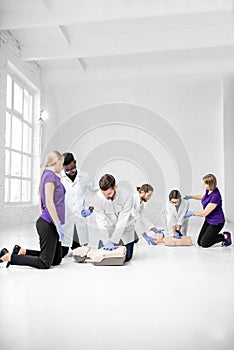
[222,232,232,247]
[13,244,21,254]
[0,248,9,263]
[6,244,21,268]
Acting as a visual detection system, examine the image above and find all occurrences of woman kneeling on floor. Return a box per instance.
[183,173,232,248]
[0,150,66,269]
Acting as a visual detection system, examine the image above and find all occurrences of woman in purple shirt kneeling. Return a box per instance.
[0,151,66,269]
[183,173,232,248]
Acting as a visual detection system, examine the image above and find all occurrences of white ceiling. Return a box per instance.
[1,0,234,83]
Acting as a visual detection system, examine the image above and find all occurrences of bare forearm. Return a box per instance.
[38,198,42,213]
[193,211,206,217]
[46,199,60,223]
[191,195,203,200]
[194,203,217,217]
[44,182,60,223]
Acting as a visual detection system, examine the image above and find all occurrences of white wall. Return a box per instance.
[41,75,227,224]
[223,78,234,221]
[1,30,231,226]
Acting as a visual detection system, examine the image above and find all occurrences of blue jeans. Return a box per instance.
[124,241,134,262]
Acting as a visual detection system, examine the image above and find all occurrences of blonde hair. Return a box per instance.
[38,150,63,193]
[203,174,217,191]
[44,150,63,168]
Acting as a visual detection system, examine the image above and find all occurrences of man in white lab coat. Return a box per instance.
[92,174,135,262]
[61,153,97,257]
[132,184,164,245]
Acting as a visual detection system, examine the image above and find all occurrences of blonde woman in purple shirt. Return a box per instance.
[184,173,232,247]
[0,151,66,269]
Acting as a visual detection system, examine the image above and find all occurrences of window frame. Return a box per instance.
[5,72,34,204]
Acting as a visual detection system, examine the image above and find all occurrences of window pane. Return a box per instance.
[11,115,22,151]
[22,180,31,201]
[11,151,21,176]
[22,155,31,178]
[5,112,11,147]
[10,178,21,202]
[13,82,23,113]
[24,90,32,123]
[22,124,32,153]
[5,149,10,176]
[5,74,34,204]
[6,75,12,109]
[4,178,10,202]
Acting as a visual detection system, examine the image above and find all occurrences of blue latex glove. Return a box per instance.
[173,230,183,239]
[102,240,117,251]
[55,221,65,242]
[183,195,192,200]
[152,228,165,235]
[81,208,93,217]
[184,210,194,218]
[143,234,157,245]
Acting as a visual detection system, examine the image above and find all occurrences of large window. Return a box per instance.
[5,74,33,203]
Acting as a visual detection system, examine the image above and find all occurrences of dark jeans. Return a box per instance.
[62,225,81,258]
[124,241,134,262]
[197,220,225,248]
[134,231,139,244]
[98,240,135,263]
[11,217,62,269]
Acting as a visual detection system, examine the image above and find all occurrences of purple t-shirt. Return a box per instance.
[40,169,66,224]
[201,188,225,225]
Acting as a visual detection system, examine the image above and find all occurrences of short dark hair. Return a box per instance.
[63,152,75,166]
[169,189,181,201]
[99,174,116,191]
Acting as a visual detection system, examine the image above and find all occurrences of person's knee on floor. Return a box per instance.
[199,237,212,248]
[51,256,62,266]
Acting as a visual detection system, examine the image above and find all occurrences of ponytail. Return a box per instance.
[137,184,154,193]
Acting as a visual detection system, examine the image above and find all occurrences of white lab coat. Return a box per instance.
[166,199,189,236]
[92,187,135,245]
[61,169,97,246]
[131,193,153,235]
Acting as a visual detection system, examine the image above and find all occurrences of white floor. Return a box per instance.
[1,223,234,350]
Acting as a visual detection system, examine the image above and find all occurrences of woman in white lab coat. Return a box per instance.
[166,189,189,236]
